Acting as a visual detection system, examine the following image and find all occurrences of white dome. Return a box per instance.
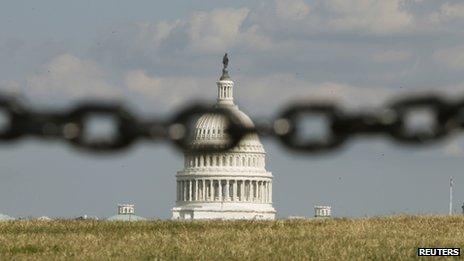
[192,105,265,153]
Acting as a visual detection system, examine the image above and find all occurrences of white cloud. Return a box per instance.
[372,50,411,63]
[0,80,22,95]
[94,7,276,59]
[134,20,179,49]
[321,0,413,34]
[125,70,163,95]
[27,54,120,102]
[433,46,464,70]
[187,8,250,53]
[275,0,310,20]
[430,2,464,23]
[124,70,210,109]
[123,71,395,114]
[442,135,464,157]
[444,142,464,157]
[93,1,422,68]
[235,73,394,113]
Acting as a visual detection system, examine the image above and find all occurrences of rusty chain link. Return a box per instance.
[0,92,463,154]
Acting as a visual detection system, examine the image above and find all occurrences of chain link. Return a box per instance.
[0,92,463,154]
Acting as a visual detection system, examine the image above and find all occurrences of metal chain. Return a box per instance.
[0,92,463,154]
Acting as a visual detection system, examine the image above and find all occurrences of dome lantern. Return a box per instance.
[217,53,234,106]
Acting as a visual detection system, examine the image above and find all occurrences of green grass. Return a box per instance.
[0,215,463,260]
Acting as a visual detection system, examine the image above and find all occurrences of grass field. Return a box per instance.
[0,215,463,260]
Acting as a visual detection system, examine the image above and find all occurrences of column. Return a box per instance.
[261,182,265,203]
[254,181,258,202]
[270,182,272,203]
[233,180,237,201]
[225,180,230,201]
[250,181,254,202]
[202,179,206,201]
[265,182,268,203]
[210,180,214,201]
[240,180,244,201]
[184,180,187,201]
[254,181,257,202]
[247,180,251,201]
[183,181,186,201]
[179,181,182,201]
[176,181,179,201]
[256,181,260,202]
[218,180,223,201]
[195,179,199,201]
[261,181,264,202]
[191,180,194,201]
[189,180,192,201]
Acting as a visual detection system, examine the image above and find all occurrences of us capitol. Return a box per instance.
[172,54,276,220]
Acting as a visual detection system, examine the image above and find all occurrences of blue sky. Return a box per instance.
[1,0,464,219]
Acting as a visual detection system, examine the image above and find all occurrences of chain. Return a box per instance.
[0,92,463,154]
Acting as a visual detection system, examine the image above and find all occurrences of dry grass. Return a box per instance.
[0,215,463,260]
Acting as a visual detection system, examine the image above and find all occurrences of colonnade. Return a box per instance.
[185,154,265,168]
[177,179,272,203]
[218,83,233,100]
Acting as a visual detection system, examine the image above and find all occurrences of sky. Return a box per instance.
[1,0,464,219]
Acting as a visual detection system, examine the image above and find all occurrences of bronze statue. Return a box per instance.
[223,53,229,69]
[220,53,230,80]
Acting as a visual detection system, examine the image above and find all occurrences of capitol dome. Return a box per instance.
[192,107,265,152]
[172,54,276,220]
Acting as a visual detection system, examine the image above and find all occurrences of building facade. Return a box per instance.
[314,205,332,218]
[107,203,146,221]
[172,55,276,220]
